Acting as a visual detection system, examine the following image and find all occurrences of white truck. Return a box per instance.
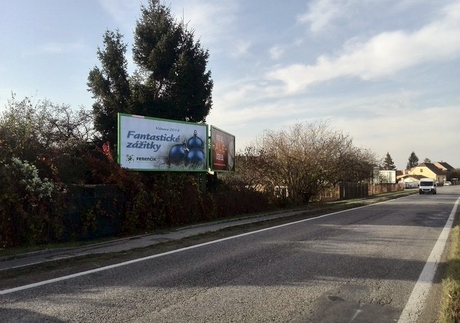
[419,178,437,194]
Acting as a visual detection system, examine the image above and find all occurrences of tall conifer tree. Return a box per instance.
[88,0,213,144]
[382,152,396,170]
[406,151,419,169]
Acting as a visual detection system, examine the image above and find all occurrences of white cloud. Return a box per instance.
[229,40,251,58]
[297,0,345,32]
[331,104,460,168]
[170,1,239,45]
[24,41,86,56]
[297,0,451,33]
[210,83,460,167]
[43,42,85,54]
[98,0,140,26]
[97,0,240,45]
[269,46,285,60]
[268,2,460,94]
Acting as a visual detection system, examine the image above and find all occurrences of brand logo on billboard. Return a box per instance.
[126,154,134,163]
[136,156,157,162]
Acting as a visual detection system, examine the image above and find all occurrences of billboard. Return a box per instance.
[118,113,208,171]
[210,126,235,172]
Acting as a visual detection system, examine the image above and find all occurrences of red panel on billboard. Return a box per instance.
[211,126,235,172]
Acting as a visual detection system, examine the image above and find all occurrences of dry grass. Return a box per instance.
[440,211,460,323]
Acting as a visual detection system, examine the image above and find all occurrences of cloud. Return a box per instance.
[268,2,460,94]
[229,40,251,58]
[331,103,460,168]
[297,0,451,33]
[98,0,140,26]
[212,89,459,167]
[170,1,239,45]
[43,42,85,54]
[269,46,285,60]
[24,41,86,56]
[297,0,345,32]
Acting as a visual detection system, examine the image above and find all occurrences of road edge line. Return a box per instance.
[398,197,460,322]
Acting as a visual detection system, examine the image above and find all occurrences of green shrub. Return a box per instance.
[0,158,64,247]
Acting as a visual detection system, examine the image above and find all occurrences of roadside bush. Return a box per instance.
[81,146,274,238]
[0,139,277,248]
[0,96,96,186]
[0,158,65,247]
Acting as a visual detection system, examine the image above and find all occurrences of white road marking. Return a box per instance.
[398,197,460,322]
[0,204,374,295]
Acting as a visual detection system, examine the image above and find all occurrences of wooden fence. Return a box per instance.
[316,182,405,201]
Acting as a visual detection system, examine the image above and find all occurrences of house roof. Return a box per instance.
[415,163,447,175]
[435,161,455,171]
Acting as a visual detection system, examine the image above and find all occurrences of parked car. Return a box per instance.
[405,182,419,189]
[445,181,452,186]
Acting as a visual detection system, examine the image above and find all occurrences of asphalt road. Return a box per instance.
[1,186,459,322]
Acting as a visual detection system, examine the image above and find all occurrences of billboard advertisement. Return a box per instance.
[210,126,235,172]
[118,113,208,171]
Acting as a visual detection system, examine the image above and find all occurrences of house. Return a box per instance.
[397,174,426,188]
[409,163,447,184]
[434,161,455,172]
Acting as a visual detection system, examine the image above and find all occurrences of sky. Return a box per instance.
[0,0,459,170]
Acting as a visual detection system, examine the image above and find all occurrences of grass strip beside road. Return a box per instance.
[439,204,460,322]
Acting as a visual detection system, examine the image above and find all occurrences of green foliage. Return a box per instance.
[88,0,213,144]
[382,152,396,170]
[80,206,97,238]
[133,1,182,82]
[0,92,271,248]
[406,151,419,169]
[0,158,63,247]
[84,150,210,235]
[0,95,95,247]
[4,158,54,202]
[87,30,131,144]
[0,94,95,185]
[0,135,275,247]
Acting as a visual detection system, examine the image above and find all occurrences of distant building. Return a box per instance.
[408,163,447,184]
[379,170,396,183]
[397,161,453,186]
[434,161,455,172]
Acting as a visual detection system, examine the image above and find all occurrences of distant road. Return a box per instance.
[1,186,460,322]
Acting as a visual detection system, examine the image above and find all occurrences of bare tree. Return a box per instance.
[0,95,96,184]
[236,121,376,203]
